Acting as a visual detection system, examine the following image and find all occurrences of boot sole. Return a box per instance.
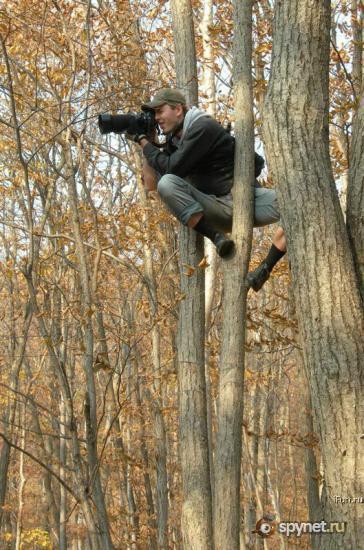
[217,240,235,259]
[246,270,270,291]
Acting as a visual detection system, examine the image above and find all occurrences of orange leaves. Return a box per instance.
[182,263,195,277]
[183,256,210,277]
[0,17,10,37]
[254,42,271,55]
[198,256,209,269]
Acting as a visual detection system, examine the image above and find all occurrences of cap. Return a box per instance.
[142,88,187,110]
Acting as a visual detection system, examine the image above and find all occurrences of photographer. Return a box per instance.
[108,88,287,290]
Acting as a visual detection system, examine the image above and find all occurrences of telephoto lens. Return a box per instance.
[98,114,136,135]
[98,110,156,136]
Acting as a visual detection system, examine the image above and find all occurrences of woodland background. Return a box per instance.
[0,0,362,549]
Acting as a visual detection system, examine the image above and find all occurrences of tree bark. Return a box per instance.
[213,1,254,548]
[305,396,323,550]
[200,0,218,508]
[347,87,364,299]
[170,0,213,547]
[263,1,364,547]
[351,0,363,98]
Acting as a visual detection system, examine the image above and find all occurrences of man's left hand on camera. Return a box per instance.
[125,133,148,146]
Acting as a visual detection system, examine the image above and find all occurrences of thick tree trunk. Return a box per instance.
[213,1,254,548]
[305,396,323,550]
[170,0,213,547]
[176,233,213,549]
[347,87,364,299]
[263,1,364,547]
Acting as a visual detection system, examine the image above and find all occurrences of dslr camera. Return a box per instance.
[98,108,156,136]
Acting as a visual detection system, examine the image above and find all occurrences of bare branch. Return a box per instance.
[0,431,79,501]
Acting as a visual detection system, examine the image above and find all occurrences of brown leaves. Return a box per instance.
[183,256,210,276]
[198,256,210,269]
[182,263,195,277]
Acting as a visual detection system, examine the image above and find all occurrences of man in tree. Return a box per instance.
[132,88,286,290]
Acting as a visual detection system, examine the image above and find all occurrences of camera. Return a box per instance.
[98,108,156,136]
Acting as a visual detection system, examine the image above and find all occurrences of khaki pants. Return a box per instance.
[157,174,280,234]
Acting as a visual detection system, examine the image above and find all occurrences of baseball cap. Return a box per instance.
[142,88,187,110]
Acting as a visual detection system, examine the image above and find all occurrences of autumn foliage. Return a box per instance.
[0,0,362,548]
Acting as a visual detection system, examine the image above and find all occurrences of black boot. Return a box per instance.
[213,233,235,259]
[247,245,286,292]
[247,261,271,291]
[194,217,235,259]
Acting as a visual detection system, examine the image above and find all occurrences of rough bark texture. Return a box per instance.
[347,88,364,299]
[351,0,363,98]
[176,240,212,549]
[213,1,254,548]
[263,1,364,547]
[170,0,213,547]
[305,397,323,550]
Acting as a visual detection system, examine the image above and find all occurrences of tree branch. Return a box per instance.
[0,431,79,501]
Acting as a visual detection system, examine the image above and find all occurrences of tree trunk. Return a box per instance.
[63,139,114,550]
[242,367,265,549]
[59,396,67,550]
[0,314,32,532]
[176,232,213,549]
[129,357,158,550]
[133,152,169,548]
[263,1,364,547]
[200,0,218,508]
[305,396,323,550]
[145,389,169,549]
[347,86,364,299]
[214,1,254,548]
[15,406,26,550]
[170,0,213,547]
[351,0,363,97]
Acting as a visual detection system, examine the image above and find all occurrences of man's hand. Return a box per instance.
[138,137,149,148]
[125,133,148,145]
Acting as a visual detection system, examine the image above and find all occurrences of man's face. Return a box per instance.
[154,103,184,134]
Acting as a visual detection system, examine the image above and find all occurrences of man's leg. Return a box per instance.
[247,188,286,292]
[247,226,287,291]
[188,213,235,258]
[272,225,287,252]
[157,174,235,258]
[186,212,203,228]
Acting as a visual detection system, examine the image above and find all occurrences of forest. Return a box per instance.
[0,0,363,549]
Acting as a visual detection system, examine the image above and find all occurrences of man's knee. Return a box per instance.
[157,174,183,203]
[157,175,171,199]
[253,188,280,227]
[275,226,285,238]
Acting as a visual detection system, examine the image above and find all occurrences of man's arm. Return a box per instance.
[142,156,158,191]
[139,118,216,178]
